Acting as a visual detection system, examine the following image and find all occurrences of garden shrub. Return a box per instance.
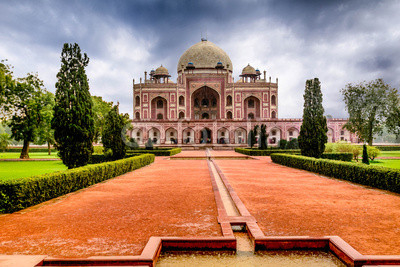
[5,147,57,153]
[278,139,288,149]
[321,152,353,162]
[235,148,300,156]
[271,153,400,194]
[0,154,155,213]
[367,146,381,161]
[93,146,104,154]
[375,145,400,151]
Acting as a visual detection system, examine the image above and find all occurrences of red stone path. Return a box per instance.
[0,157,220,258]
[215,157,400,255]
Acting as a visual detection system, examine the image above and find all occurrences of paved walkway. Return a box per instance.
[0,157,220,257]
[215,157,400,255]
[1,150,400,258]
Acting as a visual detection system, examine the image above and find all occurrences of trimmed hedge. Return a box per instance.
[0,154,155,213]
[270,154,400,194]
[235,148,300,156]
[375,145,400,151]
[321,152,353,162]
[127,147,181,156]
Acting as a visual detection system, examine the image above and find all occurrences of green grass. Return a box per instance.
[369,159,400,169]
[0,161,67,181]
[378,151,400,158]
[0,152,59,159]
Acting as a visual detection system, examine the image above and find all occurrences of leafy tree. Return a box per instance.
[259,124,268,149]
[102,104,129,160]
[35,91,55,155]
[52,43,95,168]
[0,60,15,115]
[4,73,50,158]
[0,133,12,152]
[92,95,113,143]
[342,79,399,145]
[362,144,369,165]
[367,146,380,161]
[298,78,328,158]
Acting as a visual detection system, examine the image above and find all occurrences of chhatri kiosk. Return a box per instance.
[131,38,354,146]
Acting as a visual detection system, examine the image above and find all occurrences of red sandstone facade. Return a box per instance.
[131,39,355,146]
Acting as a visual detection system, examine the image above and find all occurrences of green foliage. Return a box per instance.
[145,138,153,150]
[286,138,299,149]
[102,104,129,160]
[320,152,353,162]
[0,60,15,113]
[52,43,95,169]
[271,153,400,194]
[235,148,300,156]
[92,96,113,143]
[127,148,181,156]
[362,144,369,165]
[375,145,400,151]
[367,146,380,161]
[129,138,139,149]
[35,91,55,155]
[5,147,56,153]
[298,78,328,158]
[324,142,361,161]
[259,124,268,149]
[0,133,12,152]
[278,139,288,149]
[0,154,154,213]
[341,79,400,145]
[248,130,256,148]
[93,146,104,154]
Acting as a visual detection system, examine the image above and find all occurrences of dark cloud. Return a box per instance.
[1,0,399,118]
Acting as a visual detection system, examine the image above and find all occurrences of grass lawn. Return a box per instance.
[0,161,67,181]
[369,159,400,169]
[378,151,400,158]
[0,152,59,159]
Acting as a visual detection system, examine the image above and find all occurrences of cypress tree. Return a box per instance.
[298,78,328,158]
[52,43,94,168]
[102,104,128,160]
[362,144,369,165]
[248,130,255,148]
[259,124,268,149]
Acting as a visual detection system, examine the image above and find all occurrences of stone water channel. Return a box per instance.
[158,149,345,266]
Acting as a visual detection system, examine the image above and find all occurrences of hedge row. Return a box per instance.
[127,148,182,156]
[0,154,155,213]
[270,154,400,194]
[374,145,400,151]
[235,148,300,156]
[321,152,353,162]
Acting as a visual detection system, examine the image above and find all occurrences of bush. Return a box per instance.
[367,146,381,161]
[93,146,104,154]
[375,145,400,151]
[127,148,181,156]
[145,139,153,150]
[286,138,299,149]
[324,142,361,161]
[5,147,57,153]
[270,154,400,194]
[278,139,288,149]
[321,152,353,162]
[0,154,155,213]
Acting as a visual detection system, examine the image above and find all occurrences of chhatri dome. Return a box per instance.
[177,39,233,72]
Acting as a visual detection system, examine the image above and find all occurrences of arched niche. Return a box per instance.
[191,86,220,120]
[151,96,167,120]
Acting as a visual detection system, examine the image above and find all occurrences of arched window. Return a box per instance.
[271,111,276,118]
[135,96,140,106]
[227,111,232,119]
[135,112,140,120]
[248,99,255,108]
[157,113,163,119]
[202,113,209,119]
[179,111,185,119]
[226,95,232,106]
[179,96,184,106]
[248,113,254,119]
[157,100,163,108]
[271,95,276,105]
[201,98,209,107]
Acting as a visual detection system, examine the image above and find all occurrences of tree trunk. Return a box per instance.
[20,140,30,159]
[48,142,51,155]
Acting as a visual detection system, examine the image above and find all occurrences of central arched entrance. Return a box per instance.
[192,86,220,120]
[200,128,212,144]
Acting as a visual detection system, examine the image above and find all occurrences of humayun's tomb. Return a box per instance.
[130,39,356,146]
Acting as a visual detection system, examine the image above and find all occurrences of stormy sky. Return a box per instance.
[1,0,400,118]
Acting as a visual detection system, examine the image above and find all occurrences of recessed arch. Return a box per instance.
[271,95,276,106]
[182,127,195,144]
[151,96,167,120]
[178,111,185,119]
[165,127,178,144]
[148,127,161,144]
[179,95,185,106]
[244,96,260,119]
[135,96,140,106]
[234,127,247,144]
[226,111,232,119]
[226,95,232,106]
[135,112,140,120]
[271,110,276,119]
[217,127,229,144]
[191,86,220,120]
